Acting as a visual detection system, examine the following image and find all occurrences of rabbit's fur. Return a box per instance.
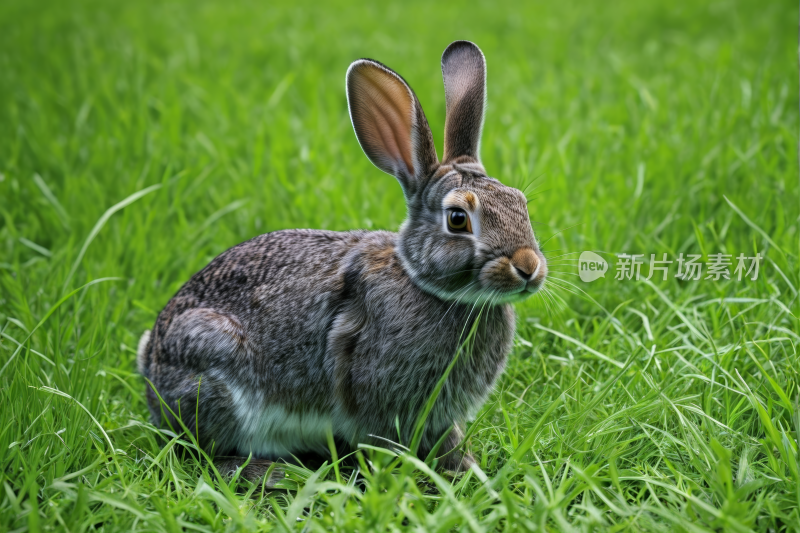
[139,41,546,476]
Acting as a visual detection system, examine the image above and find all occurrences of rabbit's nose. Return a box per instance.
[511,248,539,281]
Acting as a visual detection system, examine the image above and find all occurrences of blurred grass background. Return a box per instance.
[1,0,798,530]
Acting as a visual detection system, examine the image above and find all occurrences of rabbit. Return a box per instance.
[137,40,547,481]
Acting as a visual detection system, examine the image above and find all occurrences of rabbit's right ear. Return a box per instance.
[347,60,438,194]
[441,41,486,164]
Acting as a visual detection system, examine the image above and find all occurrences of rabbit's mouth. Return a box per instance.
[473,249,547,302]
[524,277,545,295]
[488,280,545,304]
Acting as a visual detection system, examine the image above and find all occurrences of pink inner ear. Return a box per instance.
[350,65,415,175]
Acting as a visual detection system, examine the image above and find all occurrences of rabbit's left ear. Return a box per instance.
[347,59,439,195]
[441,41,487,164]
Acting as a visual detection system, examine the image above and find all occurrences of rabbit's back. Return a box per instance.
[145,229,363,368]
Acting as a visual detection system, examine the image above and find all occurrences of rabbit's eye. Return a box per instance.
[447,209,472,233]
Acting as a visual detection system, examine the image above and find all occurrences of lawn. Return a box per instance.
[1,0,798,530]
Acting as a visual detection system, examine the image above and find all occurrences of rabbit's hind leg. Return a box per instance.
[149,308,249,453]
[147,365,239,451]
[431,423,476,473]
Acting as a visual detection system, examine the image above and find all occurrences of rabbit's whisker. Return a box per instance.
[458,286,492,346]
[545,271,582,277]
[543,283,568,309]
[435,280,481,329]
[539,286,556,317]
[432,268,483,281]
[538,223,585,249]
[546,277,607,311]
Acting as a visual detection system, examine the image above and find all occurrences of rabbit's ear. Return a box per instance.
[347,59,438,193]
[441,41,486,163]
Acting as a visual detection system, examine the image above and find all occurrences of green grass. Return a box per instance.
[1,0,798,530]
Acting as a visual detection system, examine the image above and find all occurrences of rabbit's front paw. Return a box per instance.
[439,450,476,474]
